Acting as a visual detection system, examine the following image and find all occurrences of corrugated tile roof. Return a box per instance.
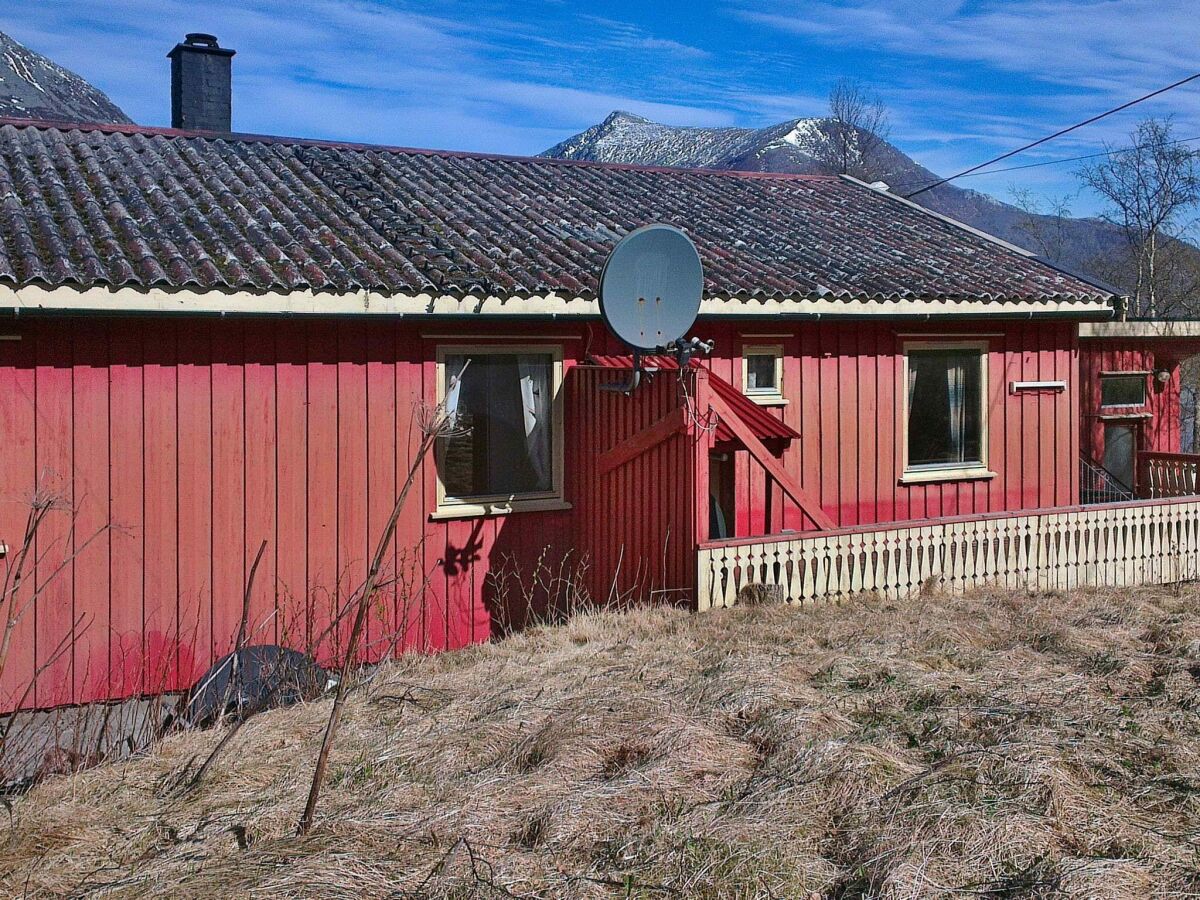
[0,118,1112,307]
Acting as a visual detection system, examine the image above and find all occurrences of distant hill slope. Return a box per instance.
[543,111,1124,279]
[0,31,131,124]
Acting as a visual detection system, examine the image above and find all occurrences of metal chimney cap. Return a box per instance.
[168,33,235,59]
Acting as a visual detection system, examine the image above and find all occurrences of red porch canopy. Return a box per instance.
[586,355,799,447]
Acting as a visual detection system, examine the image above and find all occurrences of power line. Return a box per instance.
[888,133,1200,186]
[902,71,1200,199]
[956,133,1200,176]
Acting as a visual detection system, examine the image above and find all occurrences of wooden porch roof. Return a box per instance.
[586,355,799,446]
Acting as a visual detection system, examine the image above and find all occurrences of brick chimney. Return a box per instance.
[168,33,235,132]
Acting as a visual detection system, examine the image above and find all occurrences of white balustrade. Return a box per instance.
[696,499,1200,610]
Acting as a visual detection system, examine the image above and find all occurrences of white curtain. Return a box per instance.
[517,355,551,489]
[907,361,919,411]
[445,355,468,423]
[946,358,966,462]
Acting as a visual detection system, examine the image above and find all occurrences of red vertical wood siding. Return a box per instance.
[0,330,35,711]
[211,320,246,666]
[243,321,278,649]
[34,320,75,707]
[107,326,143,698]
[364,325,397,661]
[567,365,700,607]
[141,322,178,694]
[175,324,212,691]
[0,315,1080,711]
[699,319,1079,533]
[71,321,109,700]
[1079,342,1181,465]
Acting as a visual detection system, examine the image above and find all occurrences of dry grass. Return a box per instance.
[4,584,1200,898]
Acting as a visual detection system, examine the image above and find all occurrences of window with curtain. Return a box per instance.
[441,351,555,500]
[906,347,984,469]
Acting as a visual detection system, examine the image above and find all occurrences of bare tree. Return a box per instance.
[819,78,891,180]
[1079,118,1200,318]
[1008,188,1076,265]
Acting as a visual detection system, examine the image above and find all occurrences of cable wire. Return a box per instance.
[887,134,1200,188]
[902,71,1200,198]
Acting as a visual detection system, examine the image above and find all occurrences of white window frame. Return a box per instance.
[900,340,995,484]
[741,344,787,406]
[433,344,568,519]
[1098,372,1149,409]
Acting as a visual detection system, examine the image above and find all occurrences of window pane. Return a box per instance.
[442,353,553,499]
[1100,375,1146,407]
[907,349,983,468]
[746,354,777,391]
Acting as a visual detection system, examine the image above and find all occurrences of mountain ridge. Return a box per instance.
[0,31,131,125]
[542,111,1124,279]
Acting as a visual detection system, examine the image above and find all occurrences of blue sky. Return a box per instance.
[6,1,1200,215]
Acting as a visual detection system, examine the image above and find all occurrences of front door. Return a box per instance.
[1103,423,1137,493]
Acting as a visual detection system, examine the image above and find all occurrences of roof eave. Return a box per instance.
[0,281,1116,321]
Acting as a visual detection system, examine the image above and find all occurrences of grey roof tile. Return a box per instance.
[0,118,1111,306]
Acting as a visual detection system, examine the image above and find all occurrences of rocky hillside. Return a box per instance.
[0,31,131,124]
[544,111,1123,277]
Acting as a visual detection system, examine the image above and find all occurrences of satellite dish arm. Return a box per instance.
[600,350,643,396]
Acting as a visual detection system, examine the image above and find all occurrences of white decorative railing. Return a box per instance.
[696,499,1200,610]
[1139,452,1200,499]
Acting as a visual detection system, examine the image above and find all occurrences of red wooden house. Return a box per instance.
[1,44,1199,712]
[1077,320,1200,501]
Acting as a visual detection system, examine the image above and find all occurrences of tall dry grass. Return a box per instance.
[4,583,1200,898]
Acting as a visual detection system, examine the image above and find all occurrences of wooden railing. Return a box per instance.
[696,498,1200,610]
[1080,453,1133,504]
[1138,452,1200,499]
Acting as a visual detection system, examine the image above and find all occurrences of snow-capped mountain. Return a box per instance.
[543,112,868,175]
[543,112,823,171]
[543,112,1122,278]
[0,31,131,124]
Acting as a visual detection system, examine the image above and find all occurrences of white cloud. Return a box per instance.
[736,0,1200,104]
[579,16,710,59]
[1,0,730,152]
[5,0,1187,215]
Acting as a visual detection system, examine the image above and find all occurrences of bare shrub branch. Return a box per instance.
[297,394,466,834]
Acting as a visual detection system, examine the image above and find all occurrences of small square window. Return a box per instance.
[742,345,785,405]
[1100,374,1146,408]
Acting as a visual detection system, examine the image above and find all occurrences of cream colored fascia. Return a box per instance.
[1081,320,1200,339]
[433,343,567,519]
[0,282,1113,319]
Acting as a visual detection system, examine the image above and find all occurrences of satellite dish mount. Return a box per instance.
[597,224,712,394]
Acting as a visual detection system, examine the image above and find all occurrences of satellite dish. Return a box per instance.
[599,224,703,353]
